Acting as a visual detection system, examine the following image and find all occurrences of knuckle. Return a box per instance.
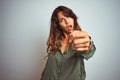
[86,47,89,50]
[83,31,88,34]
[86,37,90,42]
[86,43,89,46]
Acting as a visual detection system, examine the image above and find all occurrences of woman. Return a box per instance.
[41,6,96,80]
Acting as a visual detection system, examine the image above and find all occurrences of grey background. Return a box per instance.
[0,0,120,80]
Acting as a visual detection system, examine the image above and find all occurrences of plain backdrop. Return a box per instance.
[0,0,120,80]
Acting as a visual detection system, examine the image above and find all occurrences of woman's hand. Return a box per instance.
[69,30,91,53]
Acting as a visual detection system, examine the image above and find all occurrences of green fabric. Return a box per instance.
[41,42,96,80]
[77,41,96,60]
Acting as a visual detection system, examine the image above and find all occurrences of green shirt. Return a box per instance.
[41,41,96,80]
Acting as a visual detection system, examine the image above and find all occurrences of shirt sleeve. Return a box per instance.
[76,41,96,60]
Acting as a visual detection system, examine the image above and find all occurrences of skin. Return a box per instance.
[57,11,91,54]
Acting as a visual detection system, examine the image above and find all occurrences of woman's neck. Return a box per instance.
[60,32,70,54]
[63,32,69,39]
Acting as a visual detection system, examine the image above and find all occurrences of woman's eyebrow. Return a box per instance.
[58,18,65,22]
[59,17,64,20]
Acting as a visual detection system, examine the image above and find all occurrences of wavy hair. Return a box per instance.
[47,6,81,54]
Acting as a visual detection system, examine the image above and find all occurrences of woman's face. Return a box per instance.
[57,11,74,34]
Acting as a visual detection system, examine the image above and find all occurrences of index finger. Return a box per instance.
[70,31,88,38]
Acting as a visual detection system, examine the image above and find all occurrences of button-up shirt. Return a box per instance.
[41,41,96,80]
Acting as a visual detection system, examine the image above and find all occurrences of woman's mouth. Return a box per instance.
[66,25,72,31]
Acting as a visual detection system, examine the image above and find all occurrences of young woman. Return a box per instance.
[41,6,96,80]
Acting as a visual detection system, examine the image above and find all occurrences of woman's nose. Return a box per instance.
[65,18,70,24]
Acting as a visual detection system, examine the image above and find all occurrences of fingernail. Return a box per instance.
[69,39,72,43]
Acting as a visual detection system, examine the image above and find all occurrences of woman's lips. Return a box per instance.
[67,25,72,31]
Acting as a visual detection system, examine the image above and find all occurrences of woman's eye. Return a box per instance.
[59,18,64,23]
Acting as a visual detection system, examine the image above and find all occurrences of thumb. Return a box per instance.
[68,32,75,43]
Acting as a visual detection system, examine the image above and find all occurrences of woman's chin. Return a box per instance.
[67,30,73,34]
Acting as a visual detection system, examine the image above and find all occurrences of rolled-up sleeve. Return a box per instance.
[81,41,96,60]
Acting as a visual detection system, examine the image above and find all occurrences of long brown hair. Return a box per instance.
[47,6,81,54]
